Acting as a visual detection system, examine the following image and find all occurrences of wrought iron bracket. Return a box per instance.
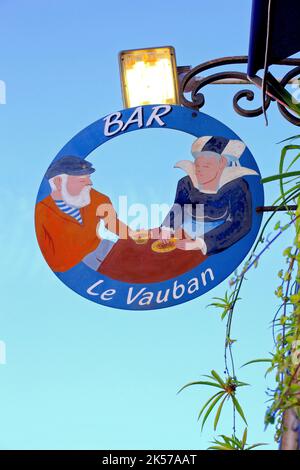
[178,56,300,126]
[256,205,298,212]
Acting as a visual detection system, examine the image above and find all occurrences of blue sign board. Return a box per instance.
[35,105,264,310]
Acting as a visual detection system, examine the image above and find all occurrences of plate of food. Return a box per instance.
[151,238,178,253]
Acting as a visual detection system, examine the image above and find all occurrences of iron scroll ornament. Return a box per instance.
[179,56,300,126]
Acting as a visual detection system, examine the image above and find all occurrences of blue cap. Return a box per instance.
[45,156,95,180]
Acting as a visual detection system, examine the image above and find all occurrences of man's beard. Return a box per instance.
[61,183,91,208]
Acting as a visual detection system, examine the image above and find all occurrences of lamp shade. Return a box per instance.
[119,46,180,108]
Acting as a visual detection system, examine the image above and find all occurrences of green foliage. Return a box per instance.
[266,73,300,116]
[209,291,240,320]
[242,138,300,442]
[208,428,267,450]
[260,138,300,441]
[237,136,300,442]
[178,370,248,431]
[181,134,300,448]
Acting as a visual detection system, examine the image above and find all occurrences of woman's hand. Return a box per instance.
[176,238,207,255]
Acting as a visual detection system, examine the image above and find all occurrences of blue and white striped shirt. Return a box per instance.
[54,200,83,224]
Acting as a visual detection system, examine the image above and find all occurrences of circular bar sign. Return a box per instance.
[35,105,263,310]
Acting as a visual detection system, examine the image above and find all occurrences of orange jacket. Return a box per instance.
[35,189,118,272]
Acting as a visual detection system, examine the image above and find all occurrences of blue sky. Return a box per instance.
[0,0,298,450]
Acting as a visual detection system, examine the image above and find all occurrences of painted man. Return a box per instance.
[35,156,130,272]
[161,136,259,255]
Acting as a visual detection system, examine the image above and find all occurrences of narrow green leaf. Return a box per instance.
[241,428,247,449]
[177,380,222,394]
[208,445,233,451]
[246,443,267,450]
[211,296,227,302]
[231,395,248,426]
[241,358,272,368]
[235,381,250,387]
[197,391,224,421]
[272,183,300,205]
[279,146,287,199]
[261,171,300,184]
[277,135,300,144]
[286,152,300,171]
[221,435,236,446]
[214,395,227,430]
[201,393,225,431]
[282,176,300,185]
[212,439,227,446]
[210,370,225,387]
[264,366,274,378]
[210,303,226,308]
[203,374,215,380]
[278,145,300,199]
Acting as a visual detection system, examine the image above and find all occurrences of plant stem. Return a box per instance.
[280,197,300,450]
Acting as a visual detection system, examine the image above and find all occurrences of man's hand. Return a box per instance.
[149,227,175,245]
[128,228,147,239]
[129,228,149,244]
[150,226,174,240]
